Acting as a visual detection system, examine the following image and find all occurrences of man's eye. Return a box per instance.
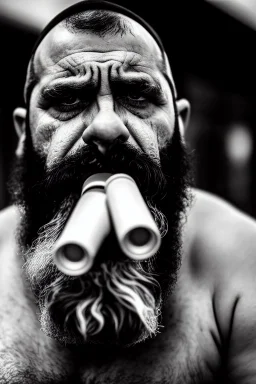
[47,95,90,120]
[59,96,80,106]
[52,95,88,114]
[126,93,146,102]
[118,92,149,108]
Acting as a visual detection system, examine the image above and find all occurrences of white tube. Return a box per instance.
[105,174,161,260]
[53,173,112,276]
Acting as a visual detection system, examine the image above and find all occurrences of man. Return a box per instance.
[1,1,256,383]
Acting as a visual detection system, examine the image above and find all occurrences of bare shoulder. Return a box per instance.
[184,188,256,309]
[0,205,19,251]
[186,189,256,366]
[186,188,256,274]
[190,188,256,233]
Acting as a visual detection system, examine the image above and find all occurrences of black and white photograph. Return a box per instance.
[0,0,256,383]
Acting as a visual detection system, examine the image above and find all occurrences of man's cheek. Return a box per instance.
[30,114,58,158]
[41,115,90,168]
[150,113,174,150]
[129,122,160,159]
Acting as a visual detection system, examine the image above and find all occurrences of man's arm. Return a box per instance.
[228,293,256,383]
[224,227,256,384]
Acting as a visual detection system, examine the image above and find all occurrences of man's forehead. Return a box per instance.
[24,3,177,102]
[34,14,164,77]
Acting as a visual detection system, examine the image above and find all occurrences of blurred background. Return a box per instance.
[0,0,256,217]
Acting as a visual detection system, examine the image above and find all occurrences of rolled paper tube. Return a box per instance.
[105,173,161,260]
[53,173,112,276]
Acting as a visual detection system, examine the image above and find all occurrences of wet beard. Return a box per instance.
[9,126,192,346]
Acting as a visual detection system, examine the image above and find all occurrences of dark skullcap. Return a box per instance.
[31,0,165,56]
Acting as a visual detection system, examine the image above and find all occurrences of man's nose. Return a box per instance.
[82,109,130,154]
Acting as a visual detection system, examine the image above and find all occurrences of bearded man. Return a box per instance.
[1,1,256,383]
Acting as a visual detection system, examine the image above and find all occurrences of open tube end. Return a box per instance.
[122,226,161,260]
[54,243,92,276]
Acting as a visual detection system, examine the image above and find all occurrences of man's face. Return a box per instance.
[11,13,191,347]
[29,15,176,165]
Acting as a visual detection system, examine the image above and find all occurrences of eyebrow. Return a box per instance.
[111,77,164,98]
[41,79,97,100]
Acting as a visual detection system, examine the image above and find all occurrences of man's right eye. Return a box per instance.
[51,95,92,116]
[59,95,80,107]
[42,94,92,121]
[53,94,86,110]
[40,88,94,114]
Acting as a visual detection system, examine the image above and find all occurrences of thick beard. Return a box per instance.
[9,123,192,347]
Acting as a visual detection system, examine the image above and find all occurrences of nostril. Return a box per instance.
[90,137,121,156]
[116,134,127,143]
[110,136,127,148]
[116,130,130,143]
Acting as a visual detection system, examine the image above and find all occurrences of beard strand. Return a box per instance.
[23,198,162,345]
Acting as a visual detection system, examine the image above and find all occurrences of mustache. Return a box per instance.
[36,141,167,204]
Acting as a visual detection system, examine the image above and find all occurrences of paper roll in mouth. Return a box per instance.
[53,173,112,276]
[105,174,161,260]
[53,173,162,276]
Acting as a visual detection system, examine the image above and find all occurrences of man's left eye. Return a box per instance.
[126,93,146,102]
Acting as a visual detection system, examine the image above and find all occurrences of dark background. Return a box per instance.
[1,0,256,216]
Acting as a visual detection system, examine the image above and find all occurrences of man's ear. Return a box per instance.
[13,107,27,157]
[176,99,191,137]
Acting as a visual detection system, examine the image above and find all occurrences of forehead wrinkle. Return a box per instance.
[37,51,163,88]
[37,52,153,84]
[50,50,149,73]
[29,19,167,101]
[39,66,163,94]
[56,56,125,77]
[34,21,162,74]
